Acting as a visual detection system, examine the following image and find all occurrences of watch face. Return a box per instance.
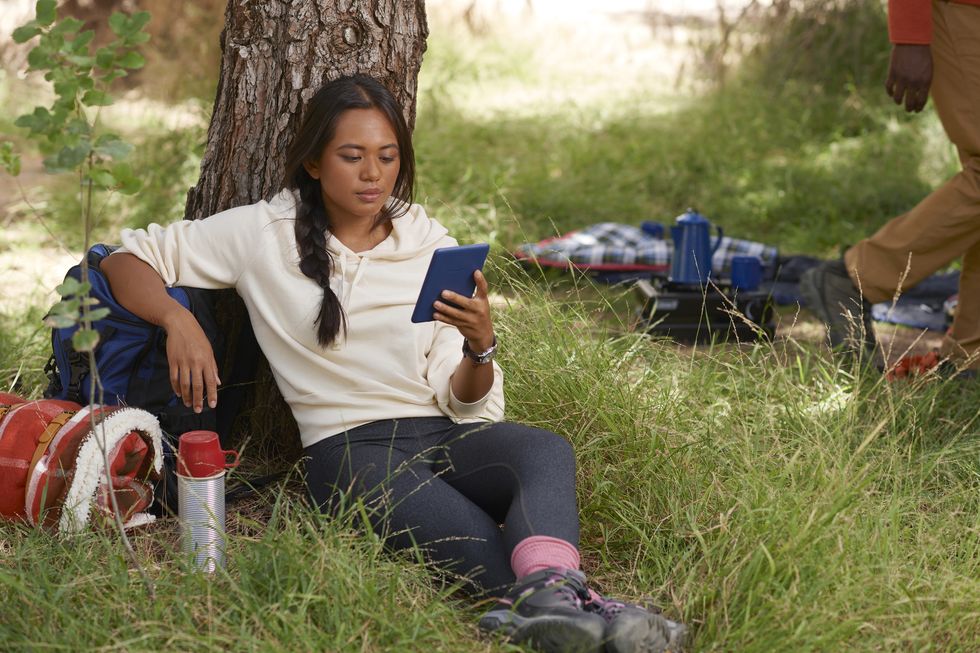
[464,338,496,363]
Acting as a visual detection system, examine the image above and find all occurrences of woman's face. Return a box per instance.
[303,107,401,227]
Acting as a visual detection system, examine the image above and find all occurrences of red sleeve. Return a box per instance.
[888,0,933,44]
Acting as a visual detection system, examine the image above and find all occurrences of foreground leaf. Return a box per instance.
[56,278,87,297]
[35,0,57,27]
[0,142,21,176]
[72,328,100,352]
[44,313,78,329]
[12,23,41,44]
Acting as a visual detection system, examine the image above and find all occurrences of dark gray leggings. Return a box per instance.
[303,417,579,596]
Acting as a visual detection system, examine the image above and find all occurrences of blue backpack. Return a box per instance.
[43,244,225,437]
[44,244,266,515]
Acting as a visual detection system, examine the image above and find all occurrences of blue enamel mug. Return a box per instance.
[730,255,762,291]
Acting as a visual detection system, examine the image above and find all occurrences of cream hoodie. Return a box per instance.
[116,189,504,448]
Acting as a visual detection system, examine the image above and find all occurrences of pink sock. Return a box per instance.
[510,535,580,579]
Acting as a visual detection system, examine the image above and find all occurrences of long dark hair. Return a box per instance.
[282,75,416,347]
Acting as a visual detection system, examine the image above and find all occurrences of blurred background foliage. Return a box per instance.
[411,0,944,255]
[0,0,961,393]
[0,0,956,255]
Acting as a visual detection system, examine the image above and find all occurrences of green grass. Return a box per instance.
[0,492,500,652]
[3,3,956,257]
[495,271,980,651]
[2,273,978,651]
[414,0,957,257]
[414,63,951,257]
[2,1,978,651]
[0,302,51,398]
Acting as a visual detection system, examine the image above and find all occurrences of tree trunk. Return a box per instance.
[182,0,428,463]
[185,0,428,219]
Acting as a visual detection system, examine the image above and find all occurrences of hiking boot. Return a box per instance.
[933,359,978,381]
[799,259,877,361]
[584,593,687,653]
[479,568,607,653]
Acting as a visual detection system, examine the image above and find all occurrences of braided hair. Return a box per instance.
[282,75,415,347]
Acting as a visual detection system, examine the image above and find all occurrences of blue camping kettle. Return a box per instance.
[669,209,723,286]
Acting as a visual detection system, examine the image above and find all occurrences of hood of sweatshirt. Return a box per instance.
[269,191,454,320]
[327,199,450,263]
[271,190,449,263]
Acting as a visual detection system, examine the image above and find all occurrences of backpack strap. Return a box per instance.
[61,326,116,404]
[64,348,89,404]
[27,410,77,478]
[0,402,25,423]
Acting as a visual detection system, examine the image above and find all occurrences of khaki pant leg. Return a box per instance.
[844,1,980,315]
[942,240,980,367]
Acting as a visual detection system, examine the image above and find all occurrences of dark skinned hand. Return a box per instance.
[885,44,933,113]
[432,270,495,351]
[163,309,221,413]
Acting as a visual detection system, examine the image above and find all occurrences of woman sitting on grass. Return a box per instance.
[101,74,685,653]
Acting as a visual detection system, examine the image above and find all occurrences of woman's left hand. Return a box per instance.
[433,270,495,350]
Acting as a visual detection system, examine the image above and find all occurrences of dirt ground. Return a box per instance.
[1,156,80,317]
[0,232,78,316]
[776,310,945,366]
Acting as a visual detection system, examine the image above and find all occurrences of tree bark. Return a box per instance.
[182,0,428,461]
[185,0,428,219]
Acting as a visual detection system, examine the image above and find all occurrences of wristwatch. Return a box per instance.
[462,336,497,365]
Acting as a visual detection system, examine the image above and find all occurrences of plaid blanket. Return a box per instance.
[514,222,779,277]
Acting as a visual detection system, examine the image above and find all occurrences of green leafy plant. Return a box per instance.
[0,140,21,176]
[12,0,146,187]
[2,0,154,596]
[8,0,149,349]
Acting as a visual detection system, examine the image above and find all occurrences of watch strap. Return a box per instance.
[462,336,497,364]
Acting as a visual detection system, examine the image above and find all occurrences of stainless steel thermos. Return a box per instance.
[177,471,226,572]
[176,430,239,573]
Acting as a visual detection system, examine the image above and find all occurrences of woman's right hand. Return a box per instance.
[162,308,221,413]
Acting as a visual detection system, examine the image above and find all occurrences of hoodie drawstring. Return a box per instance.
[330,255,369,351]
[345,258,368,307]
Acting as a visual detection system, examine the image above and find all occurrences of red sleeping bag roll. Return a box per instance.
[0,392,163,534]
